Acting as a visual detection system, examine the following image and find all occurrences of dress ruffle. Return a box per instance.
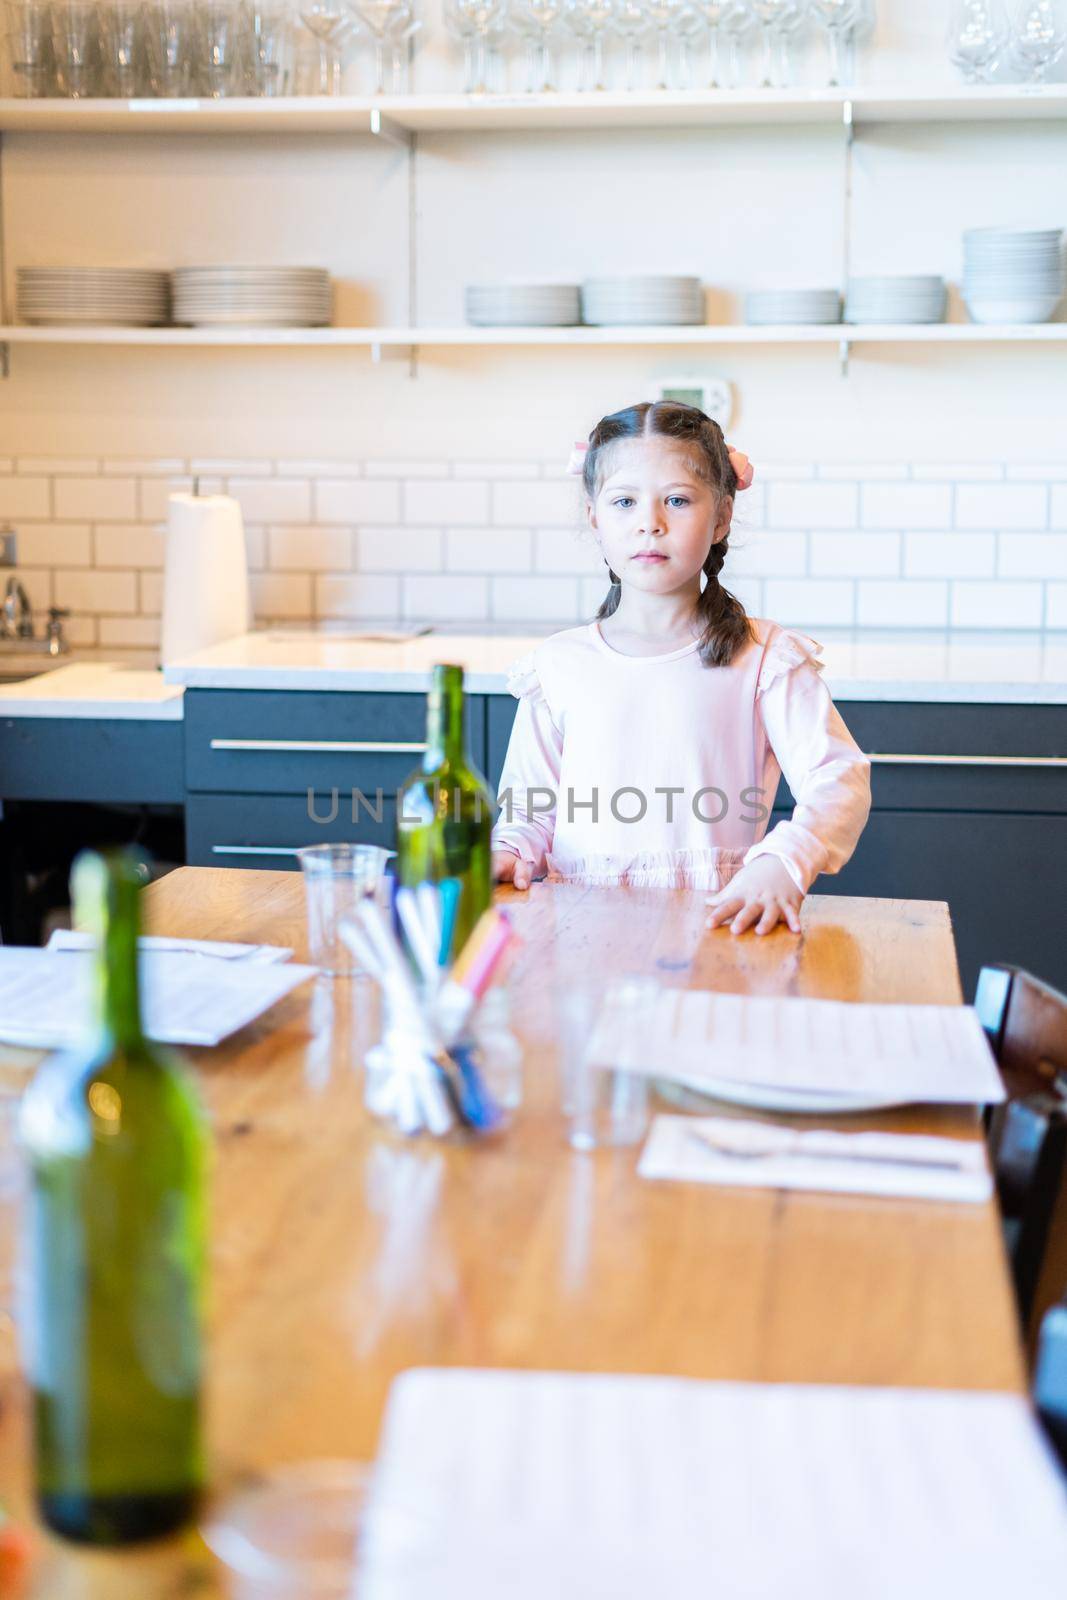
[545,845,746,891]
[505,650,542,701]
[756,627,825,698]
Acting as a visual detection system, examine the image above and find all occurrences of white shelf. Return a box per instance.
[0,84,1065,135]
[2,323,1066,347]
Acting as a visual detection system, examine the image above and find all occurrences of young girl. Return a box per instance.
[490,400,871,936]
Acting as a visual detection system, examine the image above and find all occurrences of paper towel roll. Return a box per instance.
[162,492,251,664]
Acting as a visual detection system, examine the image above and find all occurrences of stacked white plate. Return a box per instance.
[581,275,705,326]
[844,275,947,325]
[172,266,331,328]
[17,267,169,326]
[745,287,841,325]
[465,283,580,327]
[962,228,1064,325]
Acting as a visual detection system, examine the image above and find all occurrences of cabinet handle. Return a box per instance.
[210,844,303,857]
[209,738,426,753]
[868,753,1067,769]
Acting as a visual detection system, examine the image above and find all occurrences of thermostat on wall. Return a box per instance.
[650,376,733,429]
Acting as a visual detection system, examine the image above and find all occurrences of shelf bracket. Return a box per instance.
[842,97,854,146]
[0,342,8,379]
[839,335,850,378]
[370,108,412,151]
[371,340,414,364]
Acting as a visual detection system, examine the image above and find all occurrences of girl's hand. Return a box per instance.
[706,857,802,936]
[493,850,534,891]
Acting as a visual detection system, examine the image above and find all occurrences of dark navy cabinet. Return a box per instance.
[183,688,487,869]
[486,694,1067,999]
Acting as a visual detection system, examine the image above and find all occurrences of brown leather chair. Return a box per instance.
[974,964,1067,1357]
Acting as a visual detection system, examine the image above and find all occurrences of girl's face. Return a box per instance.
[586,435,732,596]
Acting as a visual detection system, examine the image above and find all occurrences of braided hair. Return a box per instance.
[582,400,754,669]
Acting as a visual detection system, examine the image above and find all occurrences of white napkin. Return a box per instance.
[638,1115,993,1203]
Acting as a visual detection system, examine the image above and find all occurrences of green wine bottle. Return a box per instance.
[396,663,495,958]
[19,850,207,1546]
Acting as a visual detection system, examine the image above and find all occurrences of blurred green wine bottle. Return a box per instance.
[396,663,494,958]
[19,850,206,1545]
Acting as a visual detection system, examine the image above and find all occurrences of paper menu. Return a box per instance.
[586,989,1006,1106]
[359,1369,1067,1600]
[0,947,316,1048]
[47,930,293,963]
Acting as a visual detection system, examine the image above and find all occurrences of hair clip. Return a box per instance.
[565,441,589,478]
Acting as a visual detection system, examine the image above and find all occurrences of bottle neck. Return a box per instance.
[81,861,146,1049]
[424,667,466,769]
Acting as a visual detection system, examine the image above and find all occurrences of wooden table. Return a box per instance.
[0,871,1025,1596]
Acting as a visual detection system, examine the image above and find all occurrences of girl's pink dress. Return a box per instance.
[491,618,872,893]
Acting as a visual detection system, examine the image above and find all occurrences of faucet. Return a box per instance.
[1,576,33,640]
[0,579,70,654]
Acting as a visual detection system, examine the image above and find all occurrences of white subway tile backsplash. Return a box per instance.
[62,614,98,646]
[810,531,900,577]
[358,526,442,572]
[15,523,91,567]
[912,462,1004,481]
[493,479,581,528]
[996,533,1067,580]
[268,525,354,572]
[856,581,948,628]
[764,579,855,627]
[766,482,858,530]
[55,569,137,614]
[316,573,401,619]
[729,530,808,578]
[861,483,952,530]
[404,480,489,526]
[904,532,995,579]
[54,478,136,521]
[491,576,580,622]
[955,483,1048,530]
[17,457,98,475]
[533,527,603,575]
[229,478,311,524]
[94,524,164,569]
[316,479,400,524]
[0,478,50,518]
[0,454,1063,639]
[402,575,489,620]
[951,582,1044,629]
[446,528,532,573]
[250,573,313,619]
[98,616,161,647]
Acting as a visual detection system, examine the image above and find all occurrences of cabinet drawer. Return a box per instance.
[186,792,397,870]
[0,717,183,804]
[185,689,487,795]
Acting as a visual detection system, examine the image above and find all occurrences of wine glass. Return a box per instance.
[672,0,703,83]
[509,0,561,91]
[613,0,649,86]
[810,0,855,85]
[644,0,694,89]
[561,0,616,91]
[350,0,419,91]
[1007,0,1066,79]
[300,0,352,92]
[693,0,730,86]
[718,0,752,82]
[444,0,502,91]
[750,0,802,87]
[946,0,1009,82]
[248,0,290,93]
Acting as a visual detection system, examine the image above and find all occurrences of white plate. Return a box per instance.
[653,1075,908,1116]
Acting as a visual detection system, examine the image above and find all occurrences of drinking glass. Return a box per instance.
[444,0,501,90]
[144,0,194,93]
[300,0,351,92]
[349,0,418,91]
[7,0,56,95]
[298,844,392,977]
[644,0,692,88]
[562,975,659,1151]
[52,0,98,95]
[613,0,648,85]
[694,0,729,86]
[946,0,1010,81]
[101,0,143,96]
[718,0,751,82]
[247,0,289,91]
[672,0,703,85]
[561,0,615,89]
[196,0,243,92]
[810,0,854,84]
[1008,0,1066,79]
[509,0,561,90]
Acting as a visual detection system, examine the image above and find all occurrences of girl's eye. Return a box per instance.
[612,497,635,509]
[667,496,689,508]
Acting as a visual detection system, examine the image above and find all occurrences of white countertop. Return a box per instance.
[0,661,183,720]
[162,625,1067,704]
